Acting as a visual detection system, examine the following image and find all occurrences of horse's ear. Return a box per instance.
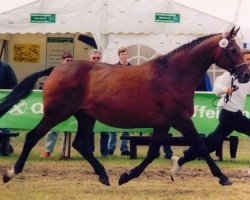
[226,26,240,39]
[233,27,240,37]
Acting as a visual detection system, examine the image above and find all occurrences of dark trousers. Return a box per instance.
[100,132,109,156]
[215,136,239,160]
[182,109,250,162]
[90,132,110,155]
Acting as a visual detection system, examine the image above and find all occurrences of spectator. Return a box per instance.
[108,47,131,156]
[89,49,110,157]
[0,60,17,154]
[170,49,250,179]
[40,52,95,158]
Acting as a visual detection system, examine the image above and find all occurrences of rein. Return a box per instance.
[224,77,238,103]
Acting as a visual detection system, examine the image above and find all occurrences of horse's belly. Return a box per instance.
[85,103,165,128]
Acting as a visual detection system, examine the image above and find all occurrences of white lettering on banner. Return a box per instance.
[9,100,28,115]
[193,105,250,119]
[31,103,43,114]
[8,100,250,119]
[206,109,215,119]
[8,100,44,115]
[193,105,220,119]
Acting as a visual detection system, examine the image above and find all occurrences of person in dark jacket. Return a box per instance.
[0,61,17,89]
[0,60,17,155]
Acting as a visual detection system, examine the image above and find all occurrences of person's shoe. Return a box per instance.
[40,152,51,158]
[231,158,236,162]
[121,150,130,156]
[108,149,114,155]
[101,154,108,158]
[170,156,180,181]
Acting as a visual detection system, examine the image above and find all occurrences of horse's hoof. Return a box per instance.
[219,177,233,186]
[170,156,180,181]
[118,172,130,185]
[99,176,110,186]
[3,173,11,183]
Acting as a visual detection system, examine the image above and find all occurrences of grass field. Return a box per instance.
[0,131,249,200]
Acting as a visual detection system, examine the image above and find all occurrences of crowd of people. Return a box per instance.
[0,46,249,172]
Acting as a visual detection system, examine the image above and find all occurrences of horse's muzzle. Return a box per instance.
[236,64,250,83]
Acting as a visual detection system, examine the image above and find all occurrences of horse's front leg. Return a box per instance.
[171,116,232,186]
[73,111,110,186]
[119,127,166,185]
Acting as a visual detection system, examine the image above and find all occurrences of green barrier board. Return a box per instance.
[0,90,249,137]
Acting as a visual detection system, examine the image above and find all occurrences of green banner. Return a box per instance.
[0,91,249,137]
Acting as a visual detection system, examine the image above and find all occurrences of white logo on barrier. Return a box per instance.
[9,100,28,115]
[8,100,44,115]
[31,103,43,114]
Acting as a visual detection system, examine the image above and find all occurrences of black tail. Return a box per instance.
[0,67,54,117]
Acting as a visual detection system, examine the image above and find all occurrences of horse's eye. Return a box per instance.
[230,49,237,54]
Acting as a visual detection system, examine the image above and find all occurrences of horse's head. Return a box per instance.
[214,26,250,83]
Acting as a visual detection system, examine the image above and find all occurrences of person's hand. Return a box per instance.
[223,86,237,96]
[226,88,234,95]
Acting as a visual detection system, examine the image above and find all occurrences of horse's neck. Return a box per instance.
[176,39,218,87]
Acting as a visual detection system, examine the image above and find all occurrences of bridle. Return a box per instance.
[218,37,248,79]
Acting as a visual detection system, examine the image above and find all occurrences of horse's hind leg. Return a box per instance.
[3,118,53,183]
[72,110,110,186]
[119,127,167,185]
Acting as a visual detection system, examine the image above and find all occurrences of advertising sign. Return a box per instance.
[0,91,249,137]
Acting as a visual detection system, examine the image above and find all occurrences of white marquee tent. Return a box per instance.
[0,0,249,67]
[1,0,248,36]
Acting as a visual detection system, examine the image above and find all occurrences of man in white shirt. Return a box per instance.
[170,49,250,180]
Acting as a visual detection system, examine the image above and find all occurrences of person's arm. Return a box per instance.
[213,72,232,97]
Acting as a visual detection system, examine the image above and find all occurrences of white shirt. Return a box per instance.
[214,71,250,112]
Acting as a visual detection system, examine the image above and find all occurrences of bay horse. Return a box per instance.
[0,27,249,186]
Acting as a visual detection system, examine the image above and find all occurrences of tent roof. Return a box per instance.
[0,0,248,42]
[172,0,250,42]
[0,0,38,13]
